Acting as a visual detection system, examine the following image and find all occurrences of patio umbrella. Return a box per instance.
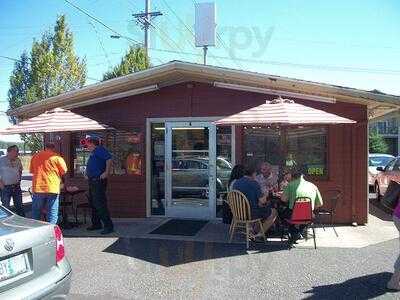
[0,108,112,134]
[215,97,356,125]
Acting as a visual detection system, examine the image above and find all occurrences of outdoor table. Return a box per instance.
[59,188,86,229]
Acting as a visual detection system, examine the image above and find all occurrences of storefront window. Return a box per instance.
[286,127,327,178]
[216,126,232,218]
[243,126,284,167]
[150,123,165,215]
[72,129,144,177]
[243,126,328,179]
[72,132,107,176]
[107,129,144,175]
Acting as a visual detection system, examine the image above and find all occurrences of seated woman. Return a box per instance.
[228,164,245,191]
[232,164,278,236]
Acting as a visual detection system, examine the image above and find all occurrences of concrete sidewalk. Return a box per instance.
[63,202,399,249]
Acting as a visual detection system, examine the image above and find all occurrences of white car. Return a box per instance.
[369,153,395,189]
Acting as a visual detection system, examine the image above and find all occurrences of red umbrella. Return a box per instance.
[215,98,356,125]
[0,108,112,134]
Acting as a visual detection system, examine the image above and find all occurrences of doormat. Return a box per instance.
[150,219,208,236]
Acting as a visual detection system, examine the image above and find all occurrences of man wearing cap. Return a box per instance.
[85,134,114,234]
[0,145,25,216]
[30,143,67,224]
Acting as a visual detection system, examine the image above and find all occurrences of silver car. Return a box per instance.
[0,206,71,299]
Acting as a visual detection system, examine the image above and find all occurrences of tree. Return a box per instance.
[369,129,389,154]
[7,15,86,152]
[103,46,149,81]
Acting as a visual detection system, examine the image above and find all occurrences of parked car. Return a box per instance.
[171,156,232,198]
[152,156,232,201]
[0,206,71,299]
[374,156,400,200]
[368,153,395,188]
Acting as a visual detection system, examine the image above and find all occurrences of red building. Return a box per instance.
[9,61,400,224]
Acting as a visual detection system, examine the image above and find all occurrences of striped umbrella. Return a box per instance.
[0,108,112,134]
[215,98,356,125]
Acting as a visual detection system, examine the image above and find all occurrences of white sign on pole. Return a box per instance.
[194,2,216,47]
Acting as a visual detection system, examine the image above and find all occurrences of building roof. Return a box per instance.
[8,60,400,119]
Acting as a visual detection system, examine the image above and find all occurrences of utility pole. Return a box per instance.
[133,0,163,55]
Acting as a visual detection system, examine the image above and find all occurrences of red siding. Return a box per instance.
[57,82,369,223]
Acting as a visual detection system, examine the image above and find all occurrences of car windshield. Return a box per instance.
[369,156,394,167]
[0,207,11,219]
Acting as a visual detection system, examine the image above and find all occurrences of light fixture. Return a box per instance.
[213,82,336,104]
[63,84,159,109]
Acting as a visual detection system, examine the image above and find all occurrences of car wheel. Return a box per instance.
[375,182,381,201]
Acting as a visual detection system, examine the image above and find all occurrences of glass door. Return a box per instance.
[165,122,216,219]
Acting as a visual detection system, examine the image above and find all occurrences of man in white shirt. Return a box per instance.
[0,145,24,216]
[256,162,278,196]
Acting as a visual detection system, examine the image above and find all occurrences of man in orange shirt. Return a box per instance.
[29,143,67,224]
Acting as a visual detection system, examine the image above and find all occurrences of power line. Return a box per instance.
[84,47,400,75]
[87,19,113,69]
[0,55,21,63]
[124,0,187,60]
[63,0,142,45]
[161,0,224,66]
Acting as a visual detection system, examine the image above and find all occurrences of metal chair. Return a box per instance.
[315,190,341,237]
[284,197,317,249]
[227,190,267,249]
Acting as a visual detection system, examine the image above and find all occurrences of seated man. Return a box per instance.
[233,164,277,236]
[281,168,323,244]
[256,162,278,196]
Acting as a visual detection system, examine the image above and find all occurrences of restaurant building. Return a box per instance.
[8,61,400,224]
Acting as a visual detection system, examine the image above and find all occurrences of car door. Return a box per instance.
[378,158,397,194]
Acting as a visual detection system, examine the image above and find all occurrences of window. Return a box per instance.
[243,126,328,179]
[385,159,396,171]
[106,129,143,175]
[150,123,165,216]
[243,127,283,166]
[72,129,144,177]
[72,132,107,176]
[287,127,327,178]
[393,159,400,171]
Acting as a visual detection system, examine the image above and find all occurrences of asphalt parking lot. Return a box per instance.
[66,235,400,299]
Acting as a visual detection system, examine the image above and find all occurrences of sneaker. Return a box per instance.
[100,228,114,235]
[87,225,102,231]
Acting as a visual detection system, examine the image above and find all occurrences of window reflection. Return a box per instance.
[243,126,328,179]
[216,126,232,218]
[151,123,165,215]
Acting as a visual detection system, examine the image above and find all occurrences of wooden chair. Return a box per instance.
[315,190,341,237]
[284,197,317,249]
[227,190,267,249]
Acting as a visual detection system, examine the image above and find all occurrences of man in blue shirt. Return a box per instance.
[233,164,277,236]
[85,134,114,234]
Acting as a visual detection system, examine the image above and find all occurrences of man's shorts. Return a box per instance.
[251,203,273,220]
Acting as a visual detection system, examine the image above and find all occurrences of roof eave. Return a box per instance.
[8,60,400,119]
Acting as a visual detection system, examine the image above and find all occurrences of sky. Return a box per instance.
[0,0,400,142]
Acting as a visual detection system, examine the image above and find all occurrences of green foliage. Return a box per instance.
[369,130,389,154]
[0,140,26,150]
[103,46,149,80]
[7,15,86,152]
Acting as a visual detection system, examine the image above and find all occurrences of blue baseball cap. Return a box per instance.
[85,133,102,141]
